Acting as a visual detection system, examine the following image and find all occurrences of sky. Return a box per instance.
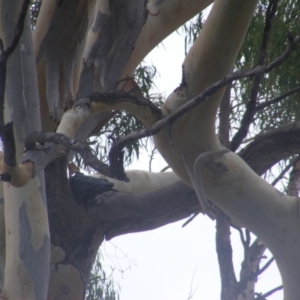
[99,30,284,300]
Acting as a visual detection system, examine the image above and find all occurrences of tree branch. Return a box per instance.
[25,131,127,180]
[24,118,300,185]
[229,0,279,152]
[238,238,266,299]
[256,87,300,111]
[91,181,200,240]
[237,228,251,249]
[181,212,199,227]
[46,119,300,242]
[271,156,299,186]
[255,285,283,299]
[107,35,300,167]
[215,208,238,300]
[238,121,300,176]
[218,83,232,148]
[88,91,162,121]
[257,256,275,276]
[59,30,299,178]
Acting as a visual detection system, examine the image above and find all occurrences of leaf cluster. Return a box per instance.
[180,1,300,140]
[89,64,163,167]
[85,253,119,300]
[234,0,300,133]
[179,12,204,56]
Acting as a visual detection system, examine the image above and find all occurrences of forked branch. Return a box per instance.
[8,36,299,183]
[230,0,279,152]
[25,131,127,180]
[107,35,300,170]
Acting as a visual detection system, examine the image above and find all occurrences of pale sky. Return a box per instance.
[99,31,283,300]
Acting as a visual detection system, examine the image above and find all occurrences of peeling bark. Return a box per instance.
[1,0,299,298]
[34,0,90,129]
[237,238,266,300]
[34,0,213,138]
[0,2,50,299]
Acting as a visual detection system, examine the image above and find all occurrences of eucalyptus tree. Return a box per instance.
[0,0,299,300]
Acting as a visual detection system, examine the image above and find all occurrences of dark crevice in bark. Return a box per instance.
[0,0,31,127]
[0,122,16,167]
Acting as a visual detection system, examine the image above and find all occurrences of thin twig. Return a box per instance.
[257,257,275,276]
[233,226,251,249]
[256,285,283,299]
[160,165,170,172]
[186,269,199,300]
[148,147,157,172]
[262,285,283,297]
[256,87,300,111]
[271,156,299,186]
[182,213,199,227]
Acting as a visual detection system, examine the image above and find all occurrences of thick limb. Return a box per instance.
[93,170,180,194]
[182,149,229,219]
[197,150,300,300]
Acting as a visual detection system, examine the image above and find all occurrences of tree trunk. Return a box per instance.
[0,2,50,299]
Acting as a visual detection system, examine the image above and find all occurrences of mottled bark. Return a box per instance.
[0,2,50,299]
[45,157,198,298]
[0,0,299,299]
